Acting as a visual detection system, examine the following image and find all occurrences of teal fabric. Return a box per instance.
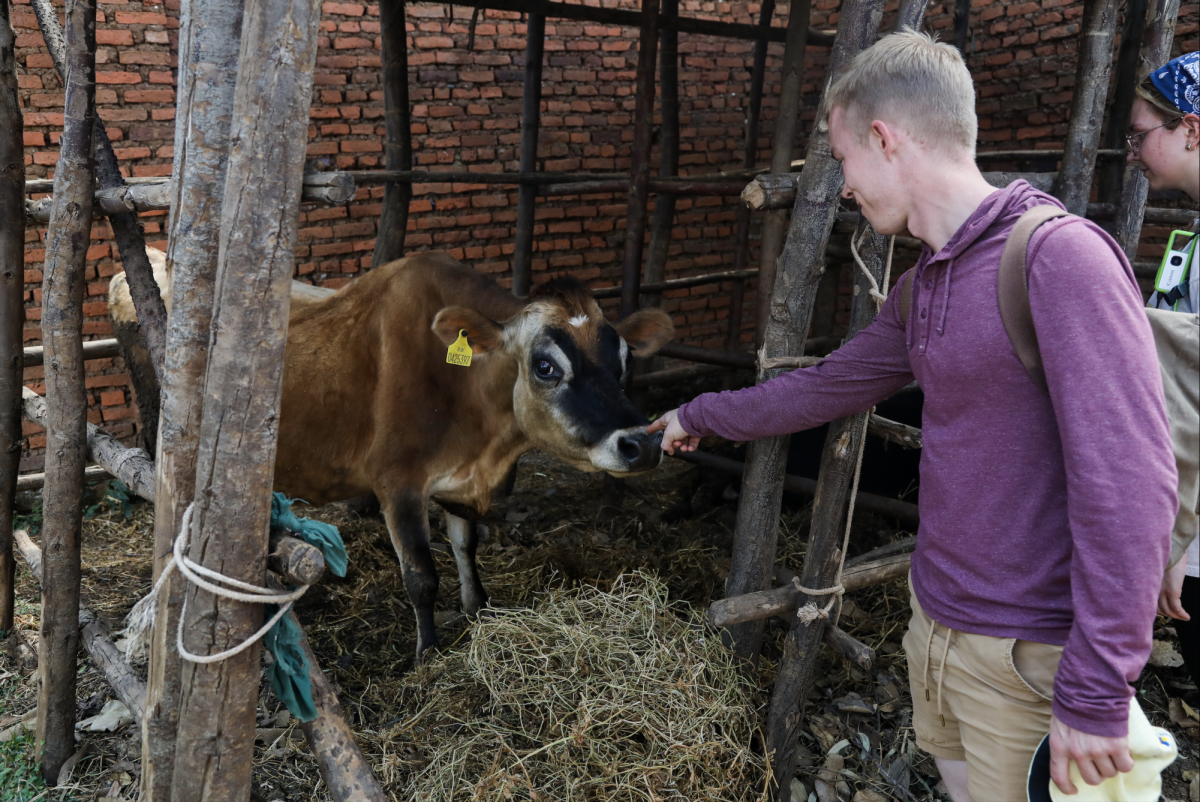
[262,493,350,722]
[263,605,318,722]
[270,492,348,577]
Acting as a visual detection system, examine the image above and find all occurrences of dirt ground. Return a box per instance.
[2,437,1199,800]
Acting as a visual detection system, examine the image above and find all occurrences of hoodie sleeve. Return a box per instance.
[1027,218,1177,737]
[676,275,916,441]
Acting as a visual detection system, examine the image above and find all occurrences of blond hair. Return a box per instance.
[1135,74,1185,126]
[823,29,977,156]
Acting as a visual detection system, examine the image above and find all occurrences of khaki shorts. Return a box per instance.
[903,583,1063,802]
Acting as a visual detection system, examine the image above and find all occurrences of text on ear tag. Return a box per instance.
[446,329,472,367]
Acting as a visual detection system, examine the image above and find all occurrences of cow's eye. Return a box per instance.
[534,359,559,379]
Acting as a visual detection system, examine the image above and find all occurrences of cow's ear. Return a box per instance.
[612,308,674,356]
[432,306,506,353]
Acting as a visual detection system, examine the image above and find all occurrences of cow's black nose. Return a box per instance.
[616,430,662,471]
[617,434,642,462]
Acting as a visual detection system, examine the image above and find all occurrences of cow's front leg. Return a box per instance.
[381,489,439,659]
[444,512,488,617]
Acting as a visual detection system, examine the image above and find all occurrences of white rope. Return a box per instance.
[849,228,896,311]
[122,502,309,665]
[794,228,894,627]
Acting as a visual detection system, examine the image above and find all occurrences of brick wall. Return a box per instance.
[12,0,1200,469]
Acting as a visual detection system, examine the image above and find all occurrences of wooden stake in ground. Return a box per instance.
[724,0,883,663]
[1114,0,1180,259]
[1054,0,1119,216]
[0,0,25,636]
[143,0,245,795]
[642,0,680,311]
[30,0,168,451]
[169,0,320,794]
[34,0,96,783]
[373,0,411,268]
[752,0,811,348]
[766,221,890,797]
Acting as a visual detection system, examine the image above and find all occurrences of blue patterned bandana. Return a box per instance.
[1151,51,1199,116]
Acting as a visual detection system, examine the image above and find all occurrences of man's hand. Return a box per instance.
[647,409,702,455]
[1159,555,1190,620]
[1049,714,1133,795]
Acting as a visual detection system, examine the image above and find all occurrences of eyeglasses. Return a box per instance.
[1126,117,1183,156]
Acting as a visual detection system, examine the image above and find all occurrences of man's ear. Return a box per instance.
[432,306,506,353]
[612,308,674,356]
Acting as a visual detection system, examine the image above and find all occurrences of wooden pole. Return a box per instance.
[1099,0,1148,206]
[753,0,811,348]
[511,13,545,297]
[642,0,679,310]
[766,217,889,799]
[619,0,660,319]
[144,0,244,792]
[1113,0,1180,259]
[374,0,411,267]
[31,0,169,443]
[35,0,96,782]
[953,0,970,53]
[445,0,835,46]
[728,0,775,352]
[169,0,319,794]
[22,387,155,501]
[725,0,883,663]
[0,0,24,637]
[1054,0,1120,216]
[293,618,388,802]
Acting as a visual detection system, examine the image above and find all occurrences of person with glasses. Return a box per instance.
[1140,51,1200,708]
[1126,53,1199,240]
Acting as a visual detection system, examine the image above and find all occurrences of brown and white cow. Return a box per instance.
[111,250,673,657]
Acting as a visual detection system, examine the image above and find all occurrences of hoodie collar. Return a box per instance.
[910,180,1066,343]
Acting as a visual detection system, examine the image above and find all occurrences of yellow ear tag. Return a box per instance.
[446,329,472,367]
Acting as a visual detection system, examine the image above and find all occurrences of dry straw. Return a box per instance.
[371,572,773,801]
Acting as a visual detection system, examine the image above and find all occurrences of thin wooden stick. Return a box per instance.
[170,0,320,793]
[35,0,96,782]
[511,12,544,297]
[23,387,155,502]
[31,0,167,389]
[373,0,411,267]
[753,0,811,348]
[619,0,659,319]
[642,0,680,310]
[1054,0,1119,215]
[0,0,24,636]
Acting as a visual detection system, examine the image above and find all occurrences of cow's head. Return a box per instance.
[432,278,674,474]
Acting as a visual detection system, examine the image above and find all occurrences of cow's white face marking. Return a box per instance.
[568,314,589,328]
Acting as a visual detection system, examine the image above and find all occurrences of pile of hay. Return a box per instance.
[371,572,772,801]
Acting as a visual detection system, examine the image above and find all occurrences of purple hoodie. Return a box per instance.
[679,181,1178,736]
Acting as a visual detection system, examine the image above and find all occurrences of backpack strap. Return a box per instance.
[898,269,915,327]
[997,205,1070,396]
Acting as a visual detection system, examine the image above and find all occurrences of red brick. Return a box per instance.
[114,10,169,23]
[97,70,142,84]
[102,406,138,422]
[97,29,134,45]
[415,35,454,49]
[323,1,365,14]
[119,50,174,66]
[334,36,373,49]
[149,70,175,84]
[100,390,125,406]
[23,132,44,146]
[26,54,55,69]
[341,139,381,152]
[124,89,174,103]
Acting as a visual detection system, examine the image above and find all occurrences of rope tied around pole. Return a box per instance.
[793,227,894,627]
[123,502,309,664]
[755,230,895,373]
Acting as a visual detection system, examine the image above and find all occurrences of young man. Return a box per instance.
[648,32,1178,801]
